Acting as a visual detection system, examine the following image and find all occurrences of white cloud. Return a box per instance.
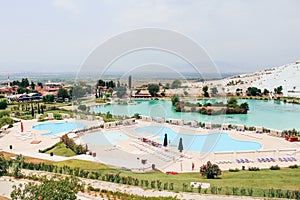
[53,0,80,15]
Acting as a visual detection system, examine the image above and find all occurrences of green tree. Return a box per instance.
[0,116,14,128]
[0,110,10,118]
[11,154,24,178]
[274,86,283,94]
[263,88,270,95]
[37,103,41,114]
[21,78,30,88]
[0,99,7,110]
[200,161,221,179]
[71,86,86,99]
[240,102,249,111]
[202,85,209,97]
[227,97,238,108]
[247,87,261,96]
[78,105,87,111]
[171,95,180,106]
[178,138,183,153]
[37,82,43,87]
[10,176,84,200]
[41,105,44,114]
[30,81,36,90]
[42,94,55,103]
[128,75,132,89]
[0,154,7,176]
[97,79,106,87]
[17,87,28,94]
[31,104,34,117]
[116,86,127,98]
[57,88,69,100]
[165,83,170,89]
[171,80,182,89]
[210,87,218,97]
[147,84,159,97]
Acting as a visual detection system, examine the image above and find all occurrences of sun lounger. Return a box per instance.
[291,157,297,161]
[278,158,283,162]
[245,159,249,163]
[257,158,262,162]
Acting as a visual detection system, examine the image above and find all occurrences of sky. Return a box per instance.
[0,0,299,74]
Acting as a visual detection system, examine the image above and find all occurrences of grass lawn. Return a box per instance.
[44,142,76,157]
[1,151,300,197]
[51,159,300,196]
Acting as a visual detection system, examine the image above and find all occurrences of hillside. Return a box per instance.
[181,61,300,98]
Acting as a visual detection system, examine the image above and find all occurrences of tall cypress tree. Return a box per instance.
[178,138,183,153]
[31,104,34,117]
[163,133,168,147]
[37,103,41,114]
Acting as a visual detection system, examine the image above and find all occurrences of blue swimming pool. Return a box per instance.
[32,122,85,136]
[135,126,262,152]
[81,132,128,145]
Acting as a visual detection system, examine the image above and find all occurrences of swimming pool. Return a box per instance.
[135,126,262,152]
[32,122,85,136]
[90,99,300,130]
[81,132,128,145]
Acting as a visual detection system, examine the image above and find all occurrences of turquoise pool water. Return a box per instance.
[136,126,262,152]
[32,122,85,136]
[81,132,128,145]
[90,99,300,130]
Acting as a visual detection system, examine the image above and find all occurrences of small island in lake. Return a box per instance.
[171,96,249,115]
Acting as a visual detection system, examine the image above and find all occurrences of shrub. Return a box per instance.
[200,161,222,179]
[289,164,298,169]
[78,105,87,111]
[270,165,280,170]
[229,168,240,172]
[0,99,7,110]
[54,113,62,120]
[248,167,260,171]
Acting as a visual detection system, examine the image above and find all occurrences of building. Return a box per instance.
[131,90,151,99]
[13,93,42,102]
[40,81,63,96]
